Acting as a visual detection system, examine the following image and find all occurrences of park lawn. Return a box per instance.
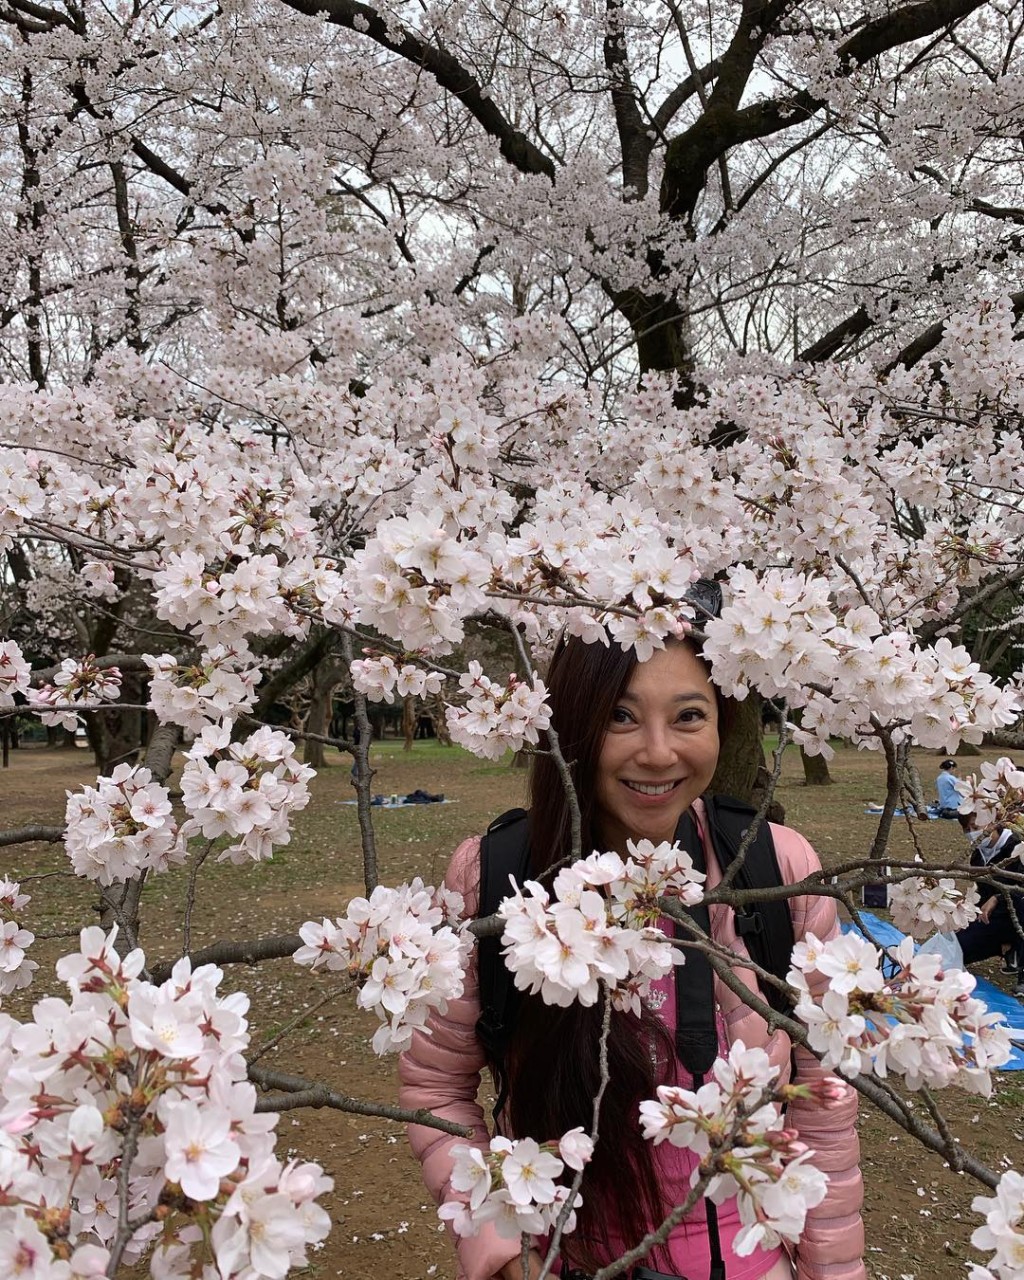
[2,737,1024,1280]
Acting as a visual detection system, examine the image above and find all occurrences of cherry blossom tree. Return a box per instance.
[3,0,1024,1276]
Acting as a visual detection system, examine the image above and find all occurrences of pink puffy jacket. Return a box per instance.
[398,800,867,1280]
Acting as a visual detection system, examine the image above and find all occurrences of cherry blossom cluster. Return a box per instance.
[0,926,331,1278]
[80,558,120,602]
[0,878,36,1000]
[956,757,1024,840]
[144,645,262,733]
[0,639,30,708]
[0,447,44,552]
[350,653,445,703]
[151,550,308,646]
[498,838,706,1012]
[444,662,551,760]
[343,508,493,653]
[30,656,123,731]
[790,933,1012,1094]
[179,722,313,864]
[640,1041,831,1257]
[703,571,1021,757]
[888,875,981,940]
[294,879,472,1053]
[970,1170,1024,1280]
[439,1128,592,1240]
[64,763,185,885]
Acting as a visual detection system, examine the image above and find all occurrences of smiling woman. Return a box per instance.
[594,645,721,853]
[399,627,867,1280]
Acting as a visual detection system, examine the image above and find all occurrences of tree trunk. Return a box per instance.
[427,693,452,746]
[709,693,762,803]
[402,696,415,752]
[88,668,146,775]
[303,670,331,769]
[800,746,832,786]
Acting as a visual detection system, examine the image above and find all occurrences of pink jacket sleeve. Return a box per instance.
[398,836,520,1280]
[770,823,867,1280]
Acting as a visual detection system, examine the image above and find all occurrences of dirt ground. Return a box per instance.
[3,738,1024,1280]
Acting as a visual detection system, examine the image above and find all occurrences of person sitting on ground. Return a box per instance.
[935,758,961,818]
[955,813,1024,995]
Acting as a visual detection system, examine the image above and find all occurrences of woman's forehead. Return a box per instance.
[621,644,713,693]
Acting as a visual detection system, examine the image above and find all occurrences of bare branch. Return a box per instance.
[248,1064,472,1135]
[0,824,65,847]
[148,933,302,985]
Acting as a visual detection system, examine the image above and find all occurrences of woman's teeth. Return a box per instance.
[624,781,677,795]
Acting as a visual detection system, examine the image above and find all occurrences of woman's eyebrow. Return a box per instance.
[619,690,713,704]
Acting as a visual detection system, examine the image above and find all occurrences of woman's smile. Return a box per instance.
[621,778,683,796]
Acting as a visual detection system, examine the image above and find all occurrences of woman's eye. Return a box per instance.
[610,707,634,725]
[677,708,706,725]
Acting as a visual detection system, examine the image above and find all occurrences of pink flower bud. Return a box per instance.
[813,1076,849,1107]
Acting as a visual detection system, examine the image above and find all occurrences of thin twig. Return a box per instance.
[340,631,380,892]
[538,986,614,1279]
[182,840,213,957]
[246,981,352,1066]
[98,886,145,964]
[105,1096,142,1276]
[506,619,582,860]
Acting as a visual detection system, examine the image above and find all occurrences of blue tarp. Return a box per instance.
[841,910,1024,1071]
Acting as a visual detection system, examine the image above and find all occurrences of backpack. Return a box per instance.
[475,795,795,1103]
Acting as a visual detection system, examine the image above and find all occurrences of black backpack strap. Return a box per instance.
[672,810,719,1077]
[673,800,791,1280]
[703,795,795,1015]
[475,808,530,1121]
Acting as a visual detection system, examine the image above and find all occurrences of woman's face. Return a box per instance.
[593,643,720,853]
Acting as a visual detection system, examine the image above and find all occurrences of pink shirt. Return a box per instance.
[625,964,785,1279]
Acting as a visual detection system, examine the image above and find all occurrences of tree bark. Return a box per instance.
[709,693,762,804]
[800,746,833,786]
[87,667,147,775]
[425,692,451,745]
[303,659,344,768]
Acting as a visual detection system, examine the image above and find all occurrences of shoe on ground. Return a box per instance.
[1015,984,1024,999]
[1000,952,1020,975]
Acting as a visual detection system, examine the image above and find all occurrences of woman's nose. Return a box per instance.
[637,725,676,767]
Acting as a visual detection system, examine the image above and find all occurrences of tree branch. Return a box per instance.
[883,287,1024,373]
[247,1064,472,1135]
[666,0,988,221]
[276,0,555,180]
[0,824,65,847]
[148,932,302,984]
[603,0,652,198]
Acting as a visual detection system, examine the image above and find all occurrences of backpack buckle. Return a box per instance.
[735,910,763,937]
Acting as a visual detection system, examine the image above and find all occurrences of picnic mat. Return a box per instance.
[338,798,456,808]
[863,806,936,819]
[842,910,1024,1070]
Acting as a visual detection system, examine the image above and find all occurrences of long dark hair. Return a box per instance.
[499,634,724,1271]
